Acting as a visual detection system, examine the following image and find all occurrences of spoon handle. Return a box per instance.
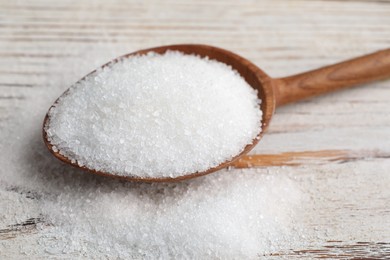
[273,49,390,107]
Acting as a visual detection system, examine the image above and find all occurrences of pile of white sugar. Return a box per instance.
[0,45,306,259]
[45,51,262,178]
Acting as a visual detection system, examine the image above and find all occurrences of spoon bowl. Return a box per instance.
[43,44,275,182]
[43,44,390,182]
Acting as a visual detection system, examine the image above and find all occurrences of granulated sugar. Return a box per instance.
[0,45,303,259]
[44,51,262,178]
[39,169,302,259]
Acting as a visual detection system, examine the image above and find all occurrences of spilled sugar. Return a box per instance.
[45,51,262,178]
[0,45,303,258]
[39,170,302,258]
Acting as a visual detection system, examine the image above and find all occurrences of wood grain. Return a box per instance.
[274,49,390,106]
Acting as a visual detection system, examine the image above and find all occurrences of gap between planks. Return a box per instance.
[233,149,390,168]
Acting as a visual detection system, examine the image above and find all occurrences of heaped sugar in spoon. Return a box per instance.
[44,49,262,181]
[43,45,390,182]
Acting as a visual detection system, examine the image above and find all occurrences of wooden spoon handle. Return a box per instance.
[273,49,390,107]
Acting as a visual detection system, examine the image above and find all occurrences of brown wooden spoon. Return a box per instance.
[43,44,390,182]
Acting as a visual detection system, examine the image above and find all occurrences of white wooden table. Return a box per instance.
[1,0,389,258]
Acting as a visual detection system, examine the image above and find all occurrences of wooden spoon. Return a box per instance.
[43,44,390,182]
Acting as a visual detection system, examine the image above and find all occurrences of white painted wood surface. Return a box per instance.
[0,0,389,258]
